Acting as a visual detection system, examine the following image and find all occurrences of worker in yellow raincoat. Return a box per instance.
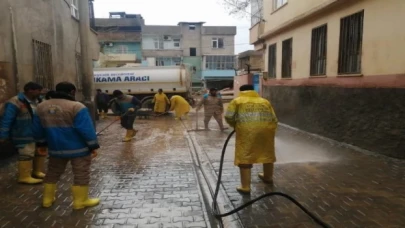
[169,95,190,120]
[152,89,170,114]
[225,84,278,194]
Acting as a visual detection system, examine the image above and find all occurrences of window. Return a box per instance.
[338,11,364,74]
[212,38,224,49]
[32,40,54,90]
[251,0,263,26]
[153,38,163,49]
[205,56,235,70]
[156,60,164,66]
[281,38,292,78]
[189,24,196,30]
[310,24,327,76]
[71,0,79,19]
[190,48,197,56]
[274,0,287,10]
[173,39,180,48]
[116,45,128,54]
[268,44,277,78]
[156,57,181,66]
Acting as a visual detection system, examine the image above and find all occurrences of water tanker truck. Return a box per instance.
[94,65,195,109]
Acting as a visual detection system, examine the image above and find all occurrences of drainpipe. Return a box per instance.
[9,6,19,93]
[199,24,203,88]
[78,0,96,126]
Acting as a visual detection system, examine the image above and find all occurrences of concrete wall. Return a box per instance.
[257,0,405,158]
[183,57,202,84]
[142,25,181,36]
[0,0,99,100]
[142,36,181,56]
[201,35,235,55]
[262,85,405,159]
[262,0,405,78]
[180,24,203,57]
[233,74,253,97]
[142,50,183,58]
[104,42,142,59]
[202,70,235,78]
[97,31,141,42]
[238,56,263,71]
[262,0,334,32]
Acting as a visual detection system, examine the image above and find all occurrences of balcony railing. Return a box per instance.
[250,21,265,44]
[104,53,137,62]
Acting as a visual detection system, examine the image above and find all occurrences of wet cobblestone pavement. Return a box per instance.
[192,114,405,228]
[0,116,211,228]
[0,110,404,228]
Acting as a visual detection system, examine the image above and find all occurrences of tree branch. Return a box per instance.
[220,0,251,17]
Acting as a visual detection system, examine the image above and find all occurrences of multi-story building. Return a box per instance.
[142,22,237,90]
[237,50,263,73]
[94,12,144,67]
[0,0,99,102]
[250,0,405,159]
[233,50,263,96]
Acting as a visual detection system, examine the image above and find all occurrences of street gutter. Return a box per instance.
[184,131,244,228]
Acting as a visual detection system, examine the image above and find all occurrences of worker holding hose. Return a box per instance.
[224,84,278,194]
[109,90,141,142]
[33,82,100,209]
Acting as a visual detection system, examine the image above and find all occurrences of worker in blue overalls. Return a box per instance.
[109,90,141,142]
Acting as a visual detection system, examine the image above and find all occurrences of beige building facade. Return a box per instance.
[250,0,405,159]
[0,0,99,102]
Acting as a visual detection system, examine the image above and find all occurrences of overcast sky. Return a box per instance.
[94,0,253,54]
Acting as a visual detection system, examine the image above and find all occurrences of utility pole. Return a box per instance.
[78,0,96,126]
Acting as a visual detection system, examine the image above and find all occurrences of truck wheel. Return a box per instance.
[141,98,154,110]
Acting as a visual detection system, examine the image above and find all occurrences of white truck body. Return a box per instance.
[94,65,191,96]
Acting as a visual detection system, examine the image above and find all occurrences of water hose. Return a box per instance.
[211,130,331,228]
[96,111,129,136]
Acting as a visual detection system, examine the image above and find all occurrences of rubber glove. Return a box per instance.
[91,150,98,159]
[37,147,48,156]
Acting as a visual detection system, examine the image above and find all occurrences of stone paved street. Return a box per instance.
[192,112,405,228]
[0,110,404,228]
[0,116,212,228]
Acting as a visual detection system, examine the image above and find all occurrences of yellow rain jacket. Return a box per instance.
[225,91,278,166]
[169,95,190,118]
[152,93,170,113]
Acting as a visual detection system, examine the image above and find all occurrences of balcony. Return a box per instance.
[249,22,265,45]
[105,53,137,62]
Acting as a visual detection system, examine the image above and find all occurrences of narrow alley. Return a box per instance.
[0,112,404,228]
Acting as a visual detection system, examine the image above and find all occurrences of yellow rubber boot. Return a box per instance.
[258,163,274,184]
[42,183,57,208]
[122,130,133,142]
[102,112,108,119]
[33,156,46,179]
[236,167,251,194]
[71,185,100,210]
[129,129,137,137]
[18,161,43,184]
